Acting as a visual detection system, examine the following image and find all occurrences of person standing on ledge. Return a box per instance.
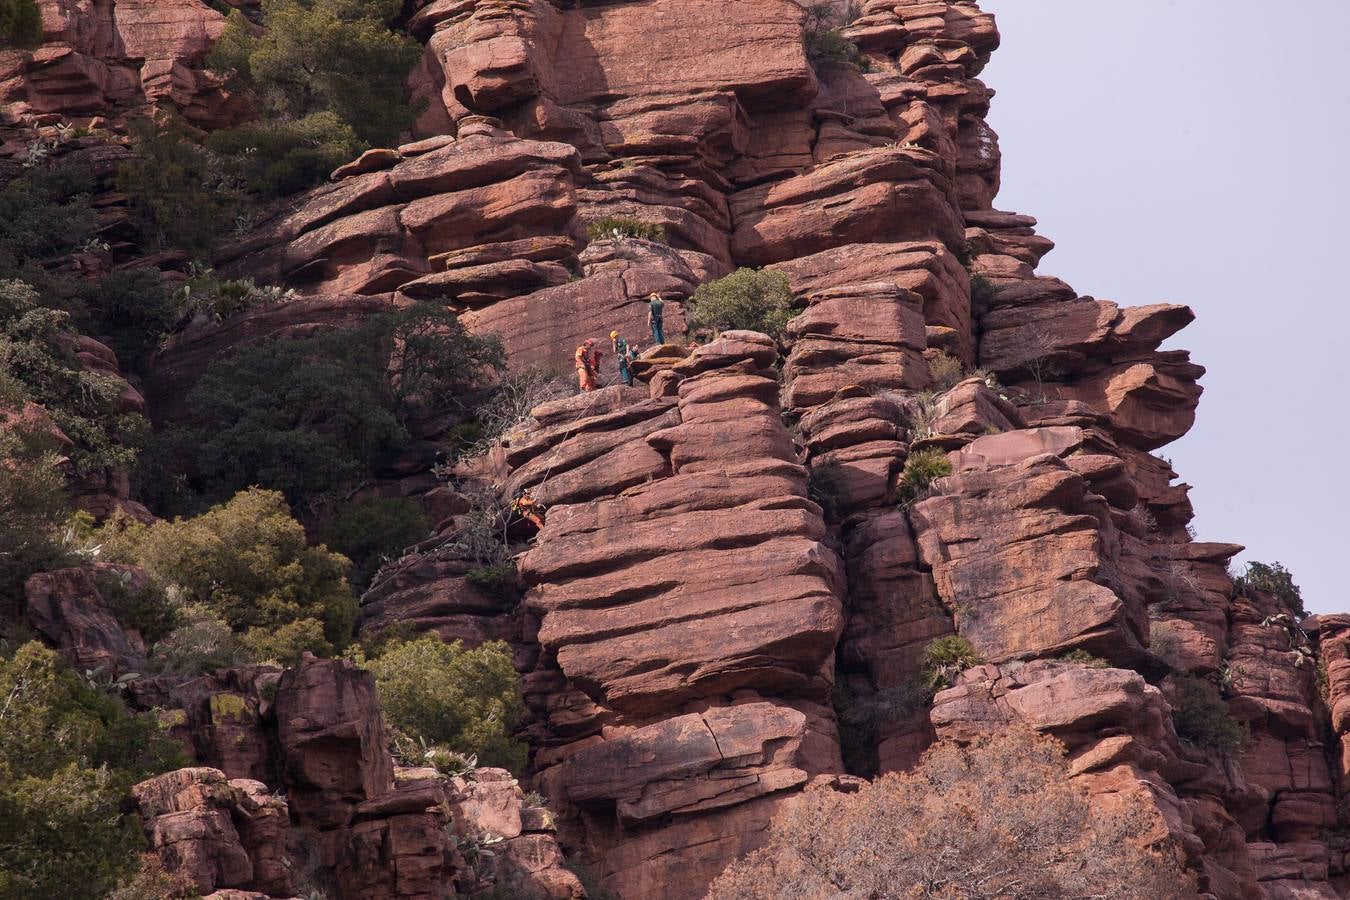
[646,292,666,345]
[611,330,635,386]
[575,338,601,392]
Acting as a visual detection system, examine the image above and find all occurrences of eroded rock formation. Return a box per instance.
[4,1,1345,898]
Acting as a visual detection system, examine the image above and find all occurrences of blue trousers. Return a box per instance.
[650,317,665,345]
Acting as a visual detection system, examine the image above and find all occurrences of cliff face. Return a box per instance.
[5,1,1347,899]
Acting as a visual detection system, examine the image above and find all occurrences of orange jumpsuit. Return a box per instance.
[575,344,601,391]
[512,492,545,530]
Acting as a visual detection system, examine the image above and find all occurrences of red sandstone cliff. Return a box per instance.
[4,1,1346,898]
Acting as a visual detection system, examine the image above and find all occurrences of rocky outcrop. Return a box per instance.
[130,658,582,900]
[7,0,1342,897]
[0,0,244,132]
[132,767,293,898]
[24,563,148,675]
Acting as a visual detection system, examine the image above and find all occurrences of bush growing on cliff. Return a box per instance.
[709,727,1194,900]
[206,111,365,198]
[96,488,358,657]
[0,642,186,899]
[0,0,44,48]
[585,216,667,244]
[802,3,866,68]
[1169,674,1248,754]
[894,447,953,507]
[806,459,849,521]
[921,635,982,693]
[318,496,429,590]
[687,268,795,339]
[363,635,527,772]
[1235,560,1304,617]
[117,115,228,257]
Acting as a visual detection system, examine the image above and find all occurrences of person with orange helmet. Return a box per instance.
[575,338,601,391]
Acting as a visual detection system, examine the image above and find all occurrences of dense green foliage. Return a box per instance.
[318,496,428,590]
[71,268,179,366]
[0,165,179,368]
[1235,560,1304,617]
[165,304,502,506]
[1,280,147,475]
[0,165,97,277]
[206,111,364,198]
[0,0,43,48]
[207,0,422,194]
[687,268,795,338]
[802,2,865,68]
[364,636,527,772]
[1170,674,1248,753]
[0,382,69,602]
[0,642,185,899]
[97,488,357,660]
[116,116,226,257]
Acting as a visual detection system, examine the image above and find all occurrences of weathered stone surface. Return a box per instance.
[275,655,394,830]
[24,564,147,674]
[132,767,291,897]
[548,703,811,826]
[911,455,1151,665]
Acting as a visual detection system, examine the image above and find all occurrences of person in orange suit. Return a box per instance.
[575,338,601,391]
[512,489,545,530]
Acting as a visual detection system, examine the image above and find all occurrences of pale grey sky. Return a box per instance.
[979,0,1350,614]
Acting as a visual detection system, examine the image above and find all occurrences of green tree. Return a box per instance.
[687,268,795,338]
[181,332,406,503]
[0,642,186,899]
[370,302,506,423]
[207,0,422,194]
[0,280,147,475]
[97,488,358,654]
[318,496,429,590]
[0,0,43,50]
[169,304,502,505]
[364,636,527,772]
[71,268,179,368]
[0,377,69,604]
[116,116,226,257]
[0,164,97,277]
[206,111,364,198]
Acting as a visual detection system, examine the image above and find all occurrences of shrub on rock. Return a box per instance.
[97,488,357,657]
[895,447,953,506]
[708,728,1194,900]
[0,0,43,49]
[1235,560,1304,616]
[1169,674,1248,754]
[687,268,795,338]
[0,385,69,600]
[920,635,982,693]
[363,635,527,772]
[585,216,667,244]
